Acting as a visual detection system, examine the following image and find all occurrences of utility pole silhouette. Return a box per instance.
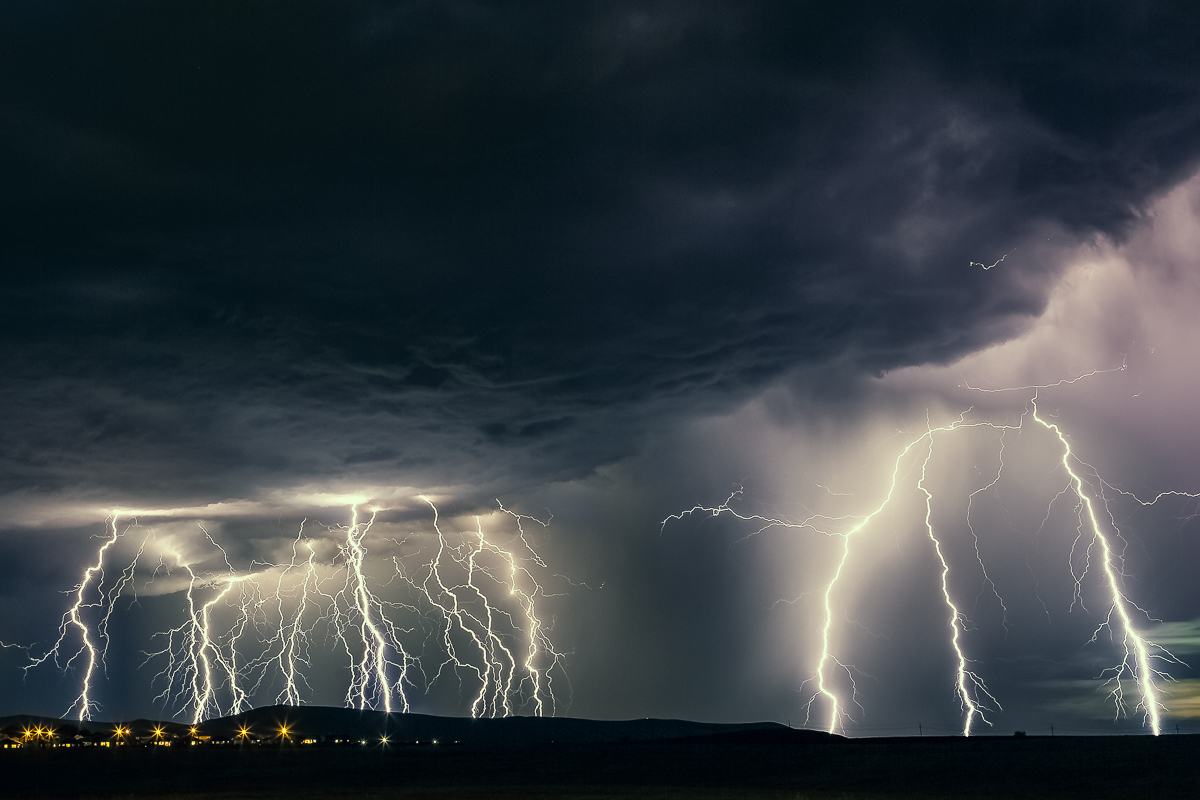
[918,723,922,737]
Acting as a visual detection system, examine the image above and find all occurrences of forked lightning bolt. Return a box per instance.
[666,381,1190,736]
[1031,394,1182,735]
[24,499,569,724]
[408,498,565,717]
[332,505,416,713]
[144,537,257,723]
[25,515,134,720]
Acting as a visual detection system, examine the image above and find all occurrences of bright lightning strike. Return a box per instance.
[1030,394,1183,735]
[26,514,132,720]
[915,434,1000,736]
[969,251,1012,270]
[665,374,1191,736]
[804,415,1013,735]
[408,498,565,718]
[662,417,1017,734]
[23,498,569,725]
[332,505,416,713]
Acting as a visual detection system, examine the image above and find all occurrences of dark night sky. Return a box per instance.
[3,1,1200,735]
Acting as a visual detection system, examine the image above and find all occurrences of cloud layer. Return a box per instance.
[4,2,1200,510]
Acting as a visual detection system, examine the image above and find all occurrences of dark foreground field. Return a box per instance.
[3,732,1197,800]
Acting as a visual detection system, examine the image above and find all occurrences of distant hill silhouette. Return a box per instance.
[0,706,836,746]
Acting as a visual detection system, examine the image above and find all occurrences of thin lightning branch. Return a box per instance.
[969,250,1013,270]
[662,488,841,548]
[99,531,151,667]
[959,357,1125,393]
[407,498,567,717]
[1102,484,1200,508]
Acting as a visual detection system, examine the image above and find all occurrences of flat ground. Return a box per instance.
[3,735,1197,799]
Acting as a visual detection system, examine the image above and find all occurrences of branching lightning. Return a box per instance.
[969,250,1013,270]
[1030,394,1183,735]
[25,515,135,720]
[21,499,569,724]
[407,498,565,717]
[332,505,416,713]
[665,372,1191,736]
[916,435,1000,736]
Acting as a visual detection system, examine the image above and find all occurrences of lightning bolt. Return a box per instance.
[666,415,1023,735]
[25,514,127,720]
[969,250,1013,270]
[29,497,570,724]
[331,505,416,713]
[916,435,1000,736]
[666,363,1190,736]
[98,530,152,663]
[252,521,328,707]
[491,504,567,715]
[145,534,258,723]
[409,498,566,717]
[1030,394,1182,734]
[416,499,505,716]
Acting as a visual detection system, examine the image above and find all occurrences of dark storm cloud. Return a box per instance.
[3,0,1200,504]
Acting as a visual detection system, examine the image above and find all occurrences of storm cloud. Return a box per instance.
[3,1,1200,508]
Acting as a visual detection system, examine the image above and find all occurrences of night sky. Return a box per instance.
[4,1,1200,736]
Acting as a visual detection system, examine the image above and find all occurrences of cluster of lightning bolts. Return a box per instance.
[23,500,565,724]
[664,379,1192,737]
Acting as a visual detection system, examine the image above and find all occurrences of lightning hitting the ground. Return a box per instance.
[406,498,565,717]
[251,521,327,707]
[665,372,1191,736]
[25,515,133,720]
[332,505,416,713]
[665,414,1017,735]
[969,250,1013,270]
[20,499,569,724]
